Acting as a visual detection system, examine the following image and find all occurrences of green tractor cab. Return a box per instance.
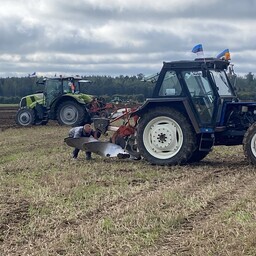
[16,76,93,126]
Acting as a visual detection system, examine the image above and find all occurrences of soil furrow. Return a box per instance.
[143,174,256,255]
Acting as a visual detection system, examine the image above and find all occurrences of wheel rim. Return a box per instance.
[60,105,78,125]
[250,133,256,156]
[143,116,183,159]
[18,111,32,125]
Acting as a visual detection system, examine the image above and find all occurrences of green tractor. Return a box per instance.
[15,76,93,126]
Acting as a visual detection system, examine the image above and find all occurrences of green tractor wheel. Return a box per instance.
[15,107,35,126]
[57,101,86,126]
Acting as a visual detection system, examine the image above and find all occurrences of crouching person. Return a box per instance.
[69,124,100,160]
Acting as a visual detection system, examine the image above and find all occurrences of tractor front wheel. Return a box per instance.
[243,123,256,165]
[57,101,86,126]
[137,107,196,165]
[15,107,35,126]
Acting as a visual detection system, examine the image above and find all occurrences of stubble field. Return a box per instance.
[1,108,256,255]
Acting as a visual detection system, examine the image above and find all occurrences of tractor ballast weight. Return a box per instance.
[95,57,256,165]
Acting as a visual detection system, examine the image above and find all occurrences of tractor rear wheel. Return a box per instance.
[57,101,85,126]
[243,122,256,165]
[137,107,196,165]
[15,107,35,126]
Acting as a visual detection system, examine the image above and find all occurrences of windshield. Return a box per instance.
[210,70,233,96]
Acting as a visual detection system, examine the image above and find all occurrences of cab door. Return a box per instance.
[44,79,62,108]
[181,71,217,125]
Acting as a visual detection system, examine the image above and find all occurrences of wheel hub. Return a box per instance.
[20,112,30,124]
[142,116,184,160]
[157,133,167,143]
[21,114,29,122]
[62,107,77,122]
[151,127,172,149]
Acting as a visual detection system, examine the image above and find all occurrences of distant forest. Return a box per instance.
[0,72,255,104]
[0,74,153,104]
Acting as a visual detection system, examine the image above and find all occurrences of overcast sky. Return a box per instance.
[1,0,256,78]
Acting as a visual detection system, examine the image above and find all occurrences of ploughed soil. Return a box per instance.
[0,106,61,130]
[0,106,18,130]
[0,104,137,130]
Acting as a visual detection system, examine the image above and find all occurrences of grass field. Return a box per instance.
[1,125,256,255]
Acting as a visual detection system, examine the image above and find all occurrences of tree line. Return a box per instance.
[0,72,255,104]
[231,72,256,100]
[0,74,154,104]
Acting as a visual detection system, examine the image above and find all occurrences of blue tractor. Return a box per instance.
[128,57,256,165]
[59,56,256,165]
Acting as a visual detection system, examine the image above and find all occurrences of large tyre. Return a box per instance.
[137,107,197,165]
[57,101,86,126]
[243,123,256,165]
[15,107,35,126]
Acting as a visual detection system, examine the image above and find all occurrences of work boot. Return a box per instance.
[86,152,92,160]
[117,153,130,159]
[71,153,78,160]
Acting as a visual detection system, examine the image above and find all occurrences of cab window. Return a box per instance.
[182,71,215,124]
[159,71,182,96]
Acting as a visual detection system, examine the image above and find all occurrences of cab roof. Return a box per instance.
[163,58,230,70]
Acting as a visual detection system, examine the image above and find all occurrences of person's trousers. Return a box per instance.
[72,148,91,159]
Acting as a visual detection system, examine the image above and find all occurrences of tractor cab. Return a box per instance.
[150,58,237,130]
[39,77,91,108]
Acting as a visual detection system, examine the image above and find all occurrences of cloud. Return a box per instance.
[0,0,255,77]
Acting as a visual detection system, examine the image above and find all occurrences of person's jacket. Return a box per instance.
[68,126,95,138]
